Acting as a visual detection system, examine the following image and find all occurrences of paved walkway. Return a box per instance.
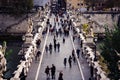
[38,31,81,80]
[26,12,90,80]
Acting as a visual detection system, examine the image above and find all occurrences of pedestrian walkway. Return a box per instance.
[72,34,91,80]
[26,11,91,80]
[38,30,81,80]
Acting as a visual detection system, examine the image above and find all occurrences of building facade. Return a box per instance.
[67,0,84,9]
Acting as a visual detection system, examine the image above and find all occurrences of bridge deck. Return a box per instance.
[26,14,90,80]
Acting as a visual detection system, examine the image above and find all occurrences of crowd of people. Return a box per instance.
[44,64,63,80]
[34,7,82,80]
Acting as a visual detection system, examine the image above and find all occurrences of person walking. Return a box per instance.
[49,43,53,54]
[68,55,72,68]
[53,37,56,44]
[36,39,41,48]
[45,45,48,53]
[46,19,50,27]
[35,50,41,61]
[54,42,57,52]
[58,72,63,80]
[56,16,58,22]
[45,66,50,78]
[59,28,62,36]
[72,50,76,63]
[56,30,58,37]
[53,37,57,52]
[51,64,56,79]
[63,58,67,68]
[76,48,80,58]
[63,37,65,43]
[57,42,60,52]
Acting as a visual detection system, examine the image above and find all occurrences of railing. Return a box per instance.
[70,31,85,80]
[10,29,42,80]
[72,22,109,80]
[10,13,48,79]
[0,46,7,80]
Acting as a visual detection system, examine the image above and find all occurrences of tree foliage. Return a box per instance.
[84,0,120,8]
[100,25,120,79]
[0,0,33,14]
[105,0,120,8]
[13,0,33,14]
[26,0,34,11]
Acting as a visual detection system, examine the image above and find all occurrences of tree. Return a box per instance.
[26,0,33,11]
[105,0,120,8]
[100,25,120,79]
[0,0,33,14]
[84,0,120,9]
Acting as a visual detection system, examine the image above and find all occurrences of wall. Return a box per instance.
[67,0,84,9]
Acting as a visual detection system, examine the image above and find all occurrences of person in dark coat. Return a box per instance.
[76,49,80,58]
[45,66,50,78]
[53,37,56,44]
[56,31,58,37]
[57,42,60,52]
[68,55,72,68]
[35,50,41,61]
[54,43,57,52]
[53,37,57,52]
[36,39,41,48]
[63,58,67,68]
[46,19,50,26]
[45,45,48,53]
[51,64,56,79]
[58,72,63,80]
[49,43,52,54]
[72,50,76,63]
[63,37,65,43]
[59,28,62,36]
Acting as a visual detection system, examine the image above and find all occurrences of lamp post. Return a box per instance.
[90,62,94,78]
[22,35,26,60]
[22,35,26,42]
[94,37,97,61]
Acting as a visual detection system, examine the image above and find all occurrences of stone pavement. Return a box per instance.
[72,34,91,80]
[37,30,81,80]
[26,12,91,80]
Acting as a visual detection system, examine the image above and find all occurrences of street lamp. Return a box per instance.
[94,37,97,61]
[90,62,94,78]
[22,35,26,42]
[21,35,26,60]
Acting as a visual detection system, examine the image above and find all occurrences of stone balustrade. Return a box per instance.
[80,33,109,80]
[72,22,109,80]
[10,27,43,80]
[0,45,7,80]
[10,9,49,79]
